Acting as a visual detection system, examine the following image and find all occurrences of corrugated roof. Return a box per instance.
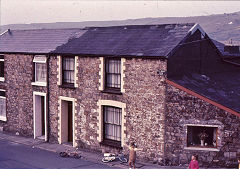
[53,23,195,57]
[0,28,86,54]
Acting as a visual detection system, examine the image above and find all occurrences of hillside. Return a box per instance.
[1,11,240,45]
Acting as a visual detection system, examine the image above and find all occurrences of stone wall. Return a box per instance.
[48,56,167,161]
[165,83,240,167]
[0,54,34,136]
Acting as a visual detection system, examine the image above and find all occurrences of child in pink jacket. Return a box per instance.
[188,154,199,169]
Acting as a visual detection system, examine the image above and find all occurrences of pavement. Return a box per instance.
[0,131,234,169]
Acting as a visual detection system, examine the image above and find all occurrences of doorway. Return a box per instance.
[33,92,47,141]
[60,100,74,145]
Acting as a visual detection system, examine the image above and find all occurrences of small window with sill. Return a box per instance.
[62,56,75,86]
[0,55,4,81]
[33,55,47,85]
[103,106,122,147]
[105,58,121,92]
[0,90,6,121]
[187,126,218,148]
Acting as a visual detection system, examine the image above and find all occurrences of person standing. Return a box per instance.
[188,154,199,169]
[128,142,142,169]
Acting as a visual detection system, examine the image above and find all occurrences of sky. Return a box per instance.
[1,0,240,26]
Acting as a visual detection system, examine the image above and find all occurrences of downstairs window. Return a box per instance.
[187,126,218,148]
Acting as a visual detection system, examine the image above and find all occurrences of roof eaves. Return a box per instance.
[51,52,167,59]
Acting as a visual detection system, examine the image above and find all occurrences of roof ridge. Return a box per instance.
[2,28,84,32]
[86,23,196,29]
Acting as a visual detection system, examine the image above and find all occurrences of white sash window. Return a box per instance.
[33,55,47,85]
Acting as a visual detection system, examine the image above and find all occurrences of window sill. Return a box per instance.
[31,82,47,87]
[100,140,122,149]
[0,116,7,122]
[101,89,122,95]
[59,84,76,89]
[0,77,5,82]
[184,147,219,152]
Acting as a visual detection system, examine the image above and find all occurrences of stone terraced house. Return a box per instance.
[0,23,239,167]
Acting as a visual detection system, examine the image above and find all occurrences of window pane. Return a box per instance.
[35,63,46,82]
[0,98,6,118]
[105,59,121,89]
[0,61,4,78]
[104,106,122,142]
[187,126,217,147]
[63,57,75,84]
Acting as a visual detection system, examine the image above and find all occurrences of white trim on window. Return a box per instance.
[99,57,126,93]
[33,55,46,63]
[0,77,5,82]
[57,56,77,87]
[97,100,126,147]
[184,147,219,152]
[0,116,7,121]
[0,93,6,122]
[120,58,126,93]
[99,57,104,91]
[74,56,78,88]
[31,82,47,87]
[0,59,4,62]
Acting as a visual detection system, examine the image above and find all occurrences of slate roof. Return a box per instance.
[53,23,195,57]
[0,29,86,54]
[170,72,240,113]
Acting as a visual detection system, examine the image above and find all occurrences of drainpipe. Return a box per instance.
[46,55,50,142]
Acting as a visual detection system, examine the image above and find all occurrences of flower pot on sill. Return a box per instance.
[200,139,204,146]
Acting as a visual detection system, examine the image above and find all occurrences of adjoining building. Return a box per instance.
[0,23,239,167]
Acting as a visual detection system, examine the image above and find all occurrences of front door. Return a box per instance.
[68,102,73,142]
[34,95,46,140]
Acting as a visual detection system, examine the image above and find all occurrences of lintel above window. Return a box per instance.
[33,55,47,63]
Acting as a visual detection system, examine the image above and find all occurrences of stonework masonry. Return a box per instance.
[48,56,167,161]
[2,53,238,167]
[165,84,240,167]
[0,54,47,136]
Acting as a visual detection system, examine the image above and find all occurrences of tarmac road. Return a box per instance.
[0,139,120,169]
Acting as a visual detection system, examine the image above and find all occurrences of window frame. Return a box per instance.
[186,125,218,149]
[0,55,5,82]
[0,89,6,121]
[104,58,121,92]
[32,55,47,86]
[62,56,75,87]
[102,105,122,147]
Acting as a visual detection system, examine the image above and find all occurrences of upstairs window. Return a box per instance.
[0,90,6,121]
[103,106,122,146]
[187,125,218,148]
[62,57,75,85]
[105,58,121,91]
[33,55,47,84]
[0,55,4,81]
